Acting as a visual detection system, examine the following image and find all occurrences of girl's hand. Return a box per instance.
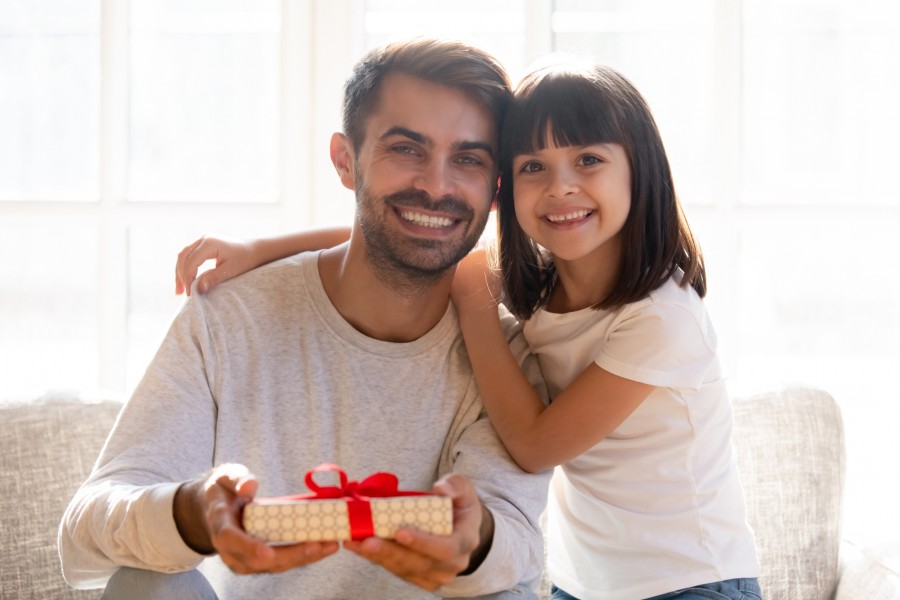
[175,236,261,296]
[451,245,502,316]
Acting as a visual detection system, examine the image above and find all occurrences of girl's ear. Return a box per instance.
[330,132,356,190]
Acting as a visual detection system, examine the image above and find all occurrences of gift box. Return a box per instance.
[242,463,453,543]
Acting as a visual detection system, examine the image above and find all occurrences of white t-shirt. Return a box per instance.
[524,273,760,600]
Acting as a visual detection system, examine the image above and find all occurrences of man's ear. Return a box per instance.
[330,132,356,190]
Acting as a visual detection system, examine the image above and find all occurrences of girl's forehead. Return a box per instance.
[516,120,615,151]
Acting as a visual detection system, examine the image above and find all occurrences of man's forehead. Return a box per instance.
[366,72,497,145]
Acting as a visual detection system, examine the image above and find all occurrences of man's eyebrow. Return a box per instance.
[380,126,495,160]
[380,126,429,145]
[455,140,495,160]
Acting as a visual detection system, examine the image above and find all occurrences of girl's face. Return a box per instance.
[511,138,631,264]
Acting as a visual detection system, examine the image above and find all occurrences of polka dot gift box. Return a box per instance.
[243,463,453,543]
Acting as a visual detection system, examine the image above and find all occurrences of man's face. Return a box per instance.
[350,73,498,283]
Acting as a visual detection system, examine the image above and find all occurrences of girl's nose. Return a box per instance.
[546,169,578,198]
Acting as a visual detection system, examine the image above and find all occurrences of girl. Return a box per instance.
[175,63,761,600]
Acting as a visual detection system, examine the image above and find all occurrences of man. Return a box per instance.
[59,39,550,599]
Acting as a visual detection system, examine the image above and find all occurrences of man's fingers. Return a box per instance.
[221,540,339,575]
[208,463,255,493]
[345,534,463,590]
[201,464,341,575]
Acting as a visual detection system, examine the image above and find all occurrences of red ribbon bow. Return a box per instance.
[296,463,428,540]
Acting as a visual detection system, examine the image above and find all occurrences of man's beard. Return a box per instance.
[355,179,489,295]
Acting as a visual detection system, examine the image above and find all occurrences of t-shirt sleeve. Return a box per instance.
[596,299,717,390]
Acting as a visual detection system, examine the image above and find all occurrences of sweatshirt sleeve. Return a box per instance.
[438,305,551,597]
[58,298,218,588]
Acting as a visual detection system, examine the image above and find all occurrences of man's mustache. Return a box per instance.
[384,189,474,220]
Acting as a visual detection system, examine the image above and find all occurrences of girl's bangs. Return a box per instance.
[504,72,622,160]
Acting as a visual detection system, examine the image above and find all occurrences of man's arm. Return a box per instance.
[58,295,337,587]
[59,299,220,587]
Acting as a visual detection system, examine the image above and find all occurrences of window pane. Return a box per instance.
[552,0,719,206]
[128,0,280,202]
[125,219,283,391]
[0,0,100,200]
[742,0,900,205]
[733,214,900,542]
[0,220,99,396]
[363,0,529,80]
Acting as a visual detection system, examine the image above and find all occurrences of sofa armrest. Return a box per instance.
[834,541,900,600]
[1,391,121,599]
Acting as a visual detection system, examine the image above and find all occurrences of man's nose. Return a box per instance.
[413,158,456,200]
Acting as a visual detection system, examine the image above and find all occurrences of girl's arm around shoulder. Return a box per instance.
[175,228,351,296]
[452,252,655,472]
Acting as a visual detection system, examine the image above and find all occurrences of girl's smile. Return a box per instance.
[544,208,594,225]
[512,140,631,265]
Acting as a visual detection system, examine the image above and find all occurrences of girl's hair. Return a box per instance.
[497,63,706,320]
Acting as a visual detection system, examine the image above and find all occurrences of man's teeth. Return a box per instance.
[547,210,590,223]
[400,210,454,228]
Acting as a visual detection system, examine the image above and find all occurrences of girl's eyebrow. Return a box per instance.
[585,142,614,151]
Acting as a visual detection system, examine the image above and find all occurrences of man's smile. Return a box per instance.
[398,208,458,229]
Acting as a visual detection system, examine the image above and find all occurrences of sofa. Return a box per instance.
[2,387,898,599]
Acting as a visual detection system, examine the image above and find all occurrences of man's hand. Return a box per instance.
[174,464,339,574]
[343,474,493,591]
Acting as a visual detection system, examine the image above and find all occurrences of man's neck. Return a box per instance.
[317,242,453,343]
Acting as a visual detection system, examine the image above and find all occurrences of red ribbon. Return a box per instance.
[271,463,429,540]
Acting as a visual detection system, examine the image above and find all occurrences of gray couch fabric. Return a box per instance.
[2,387,898,600]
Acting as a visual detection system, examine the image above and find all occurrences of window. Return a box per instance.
[2,0,897,551]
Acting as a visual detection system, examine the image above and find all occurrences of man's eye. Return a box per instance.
[392,145,419,155]
[457,155,485,166]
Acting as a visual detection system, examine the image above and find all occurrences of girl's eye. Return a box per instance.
[578,154,602,167]
[518,161,543,174]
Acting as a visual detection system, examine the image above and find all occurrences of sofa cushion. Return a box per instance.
[1,391,121,599]
[732,387,845,600]
[835,541,900,600]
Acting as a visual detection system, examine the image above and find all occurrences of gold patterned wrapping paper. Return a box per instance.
[243,495,453,543]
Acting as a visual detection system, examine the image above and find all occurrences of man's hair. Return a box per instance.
[342,38,513,151]
[498,63,706,320]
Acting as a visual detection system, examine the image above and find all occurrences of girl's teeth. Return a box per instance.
[400,210,454,228]
[547,210,590,223]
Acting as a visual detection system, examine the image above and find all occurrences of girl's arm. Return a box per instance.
[175,228,351,295]
[452,251,655,473]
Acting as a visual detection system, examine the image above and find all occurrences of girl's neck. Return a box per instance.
[545,245,621,314]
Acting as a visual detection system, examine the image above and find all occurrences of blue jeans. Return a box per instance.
[551,578,762,600]
[102,566,539,599]
[102,567,219,600]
